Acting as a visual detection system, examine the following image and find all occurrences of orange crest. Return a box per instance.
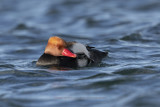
[48,36,66,47]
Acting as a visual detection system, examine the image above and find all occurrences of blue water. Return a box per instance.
[0,0,160,107]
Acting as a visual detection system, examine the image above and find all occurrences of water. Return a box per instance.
[0,0,160,107]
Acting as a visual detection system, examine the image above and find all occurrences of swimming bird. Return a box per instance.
[36,36,108,67]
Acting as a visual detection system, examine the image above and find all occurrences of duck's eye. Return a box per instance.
[58,46,63,50]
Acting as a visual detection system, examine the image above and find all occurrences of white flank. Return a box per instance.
[77,59,88,67]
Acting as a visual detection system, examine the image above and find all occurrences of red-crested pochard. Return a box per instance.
[36,36,108,67]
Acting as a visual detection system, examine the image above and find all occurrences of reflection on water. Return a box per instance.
[1,0,160,107]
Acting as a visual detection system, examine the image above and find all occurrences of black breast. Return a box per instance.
[36,53,77,67]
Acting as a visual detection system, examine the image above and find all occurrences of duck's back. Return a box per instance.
[87,47,108,64]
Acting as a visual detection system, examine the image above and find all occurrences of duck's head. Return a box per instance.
[44,36,77,58]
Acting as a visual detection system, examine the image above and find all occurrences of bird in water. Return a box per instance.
[36,36,108,68]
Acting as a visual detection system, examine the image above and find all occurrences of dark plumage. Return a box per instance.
[36,36,108,68]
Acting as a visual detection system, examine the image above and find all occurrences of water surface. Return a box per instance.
[0,0,160,107]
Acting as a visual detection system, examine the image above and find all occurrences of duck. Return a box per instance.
[36,36,108,67]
